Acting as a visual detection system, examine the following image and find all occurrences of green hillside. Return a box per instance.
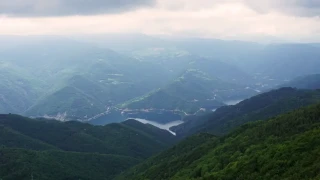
[0,125,58,151]
[117,103,320,180]
[0,114,177,180]
[0,148,140,180]
[0,114,176,158]
[172,88,320,137]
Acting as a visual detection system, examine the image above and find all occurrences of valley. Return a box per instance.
[1,35,320,180]
[1,36,271,124]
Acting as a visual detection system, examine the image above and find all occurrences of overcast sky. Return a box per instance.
[0,0,319,42]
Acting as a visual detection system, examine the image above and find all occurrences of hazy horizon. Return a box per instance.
[0,0,319,42]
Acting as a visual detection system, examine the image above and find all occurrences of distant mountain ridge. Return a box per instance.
[1,35,320,124]
[121,69,257,115]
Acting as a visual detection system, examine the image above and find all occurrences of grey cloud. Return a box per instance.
[0,0,156,17]
[244,0,320,17]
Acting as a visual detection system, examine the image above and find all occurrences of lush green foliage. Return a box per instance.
[0,148,140,180]
[0,114,176,158]
[0,125,58,151]
[172,88,320,137]
[118,103,320,180]
[116,133,218,180]
[0,114,177,180]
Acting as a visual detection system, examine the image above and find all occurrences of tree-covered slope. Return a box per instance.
[172,88,320,137]
[0,148,140,180]
[0,114,177,158]
[0,114,178,179]
[0,125,58,151]
[122,69,257,114]
[117,103,320,180]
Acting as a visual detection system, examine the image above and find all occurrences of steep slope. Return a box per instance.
[172,88,320,137]
[117,103,320,180]
[122,69,257,114]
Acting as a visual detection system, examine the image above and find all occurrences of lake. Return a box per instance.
[133,118,184,135]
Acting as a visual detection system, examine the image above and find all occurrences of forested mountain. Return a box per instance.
[2,89,320,179]
[117,103,320,180]
[171,88,320,137]
[0,37,173,120]
[121,69,257,114]
[0,114,177,180]
[0,114,176,157]
[0,148,140,180]
[1,35,320,180]
[2,35,320,123]
[0,36,260,121]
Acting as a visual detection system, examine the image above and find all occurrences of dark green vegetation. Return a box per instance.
[172,88,320,137]
[0,114,177,180]
[117,103,320,180]
[0,148,140,180]
[122,69,257,114]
